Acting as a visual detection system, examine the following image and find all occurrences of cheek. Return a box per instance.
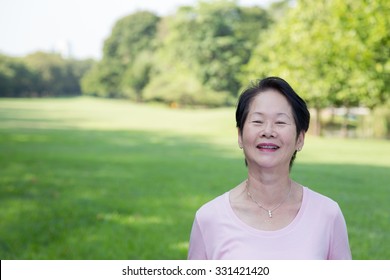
[280,129,298,144]
[242,127,258,143]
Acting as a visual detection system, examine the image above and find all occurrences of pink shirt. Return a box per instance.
[188,187,352,260]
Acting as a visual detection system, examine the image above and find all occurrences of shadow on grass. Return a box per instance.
[0,128,244,259]
[292,163,389,260]
[0,128,388,259]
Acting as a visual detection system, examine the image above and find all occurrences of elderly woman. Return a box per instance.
[188,77,351,259]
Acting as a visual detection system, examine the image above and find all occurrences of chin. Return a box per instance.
[249,159,289,170]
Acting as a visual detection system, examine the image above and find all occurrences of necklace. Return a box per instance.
[245,179,292,218]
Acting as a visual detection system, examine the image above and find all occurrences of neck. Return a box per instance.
[245,178,292,218]
[246,170,291,205]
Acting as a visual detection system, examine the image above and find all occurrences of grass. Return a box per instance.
[0,97,389,259]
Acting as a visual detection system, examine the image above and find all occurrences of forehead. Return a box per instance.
[249,89,293,114]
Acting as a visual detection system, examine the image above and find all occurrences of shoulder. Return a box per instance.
[195,192,229,223]
[304,187,342,217]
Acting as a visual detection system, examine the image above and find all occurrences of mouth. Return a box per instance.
[256,143,280,151]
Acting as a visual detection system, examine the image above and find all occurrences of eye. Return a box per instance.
[252,120,263,124]
[275,121,286,125]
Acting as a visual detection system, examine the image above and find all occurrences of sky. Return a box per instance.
[0,0,274,60]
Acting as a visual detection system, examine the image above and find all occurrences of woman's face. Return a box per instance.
[238,89,304,171]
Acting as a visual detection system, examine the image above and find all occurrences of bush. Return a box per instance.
[143,72,234,107]
[372,106,390,139]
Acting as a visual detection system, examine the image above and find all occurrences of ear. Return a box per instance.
[238,128,243,149]
[296,131,305,151]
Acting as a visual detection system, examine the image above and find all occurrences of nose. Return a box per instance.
[261,121,275,138]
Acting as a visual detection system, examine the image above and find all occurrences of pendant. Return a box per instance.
[268,210,272,218]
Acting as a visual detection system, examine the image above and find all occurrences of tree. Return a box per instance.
[0,54,37,97]
[82,11,160,99]
[144,0,271,106]
[244,0,389,135]
[24,52,65,96]
[23,52,93,97]
[120,51,153,101]
[1,52,93,97]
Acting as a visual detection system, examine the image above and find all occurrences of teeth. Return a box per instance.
[259,145,278,149]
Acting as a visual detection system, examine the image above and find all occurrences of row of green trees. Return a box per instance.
[245,0,389,134]
[81,0,274,106]
[82,0,389,109]
[1,0,388,111]
[0,52,93,97]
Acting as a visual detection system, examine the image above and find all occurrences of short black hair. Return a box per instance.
[235,76,310,168]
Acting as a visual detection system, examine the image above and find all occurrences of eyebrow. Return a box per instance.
[251,112,292,119]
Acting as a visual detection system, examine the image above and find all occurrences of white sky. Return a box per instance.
[0,0,274,59]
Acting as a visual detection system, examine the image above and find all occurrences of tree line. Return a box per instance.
[0,52,93,97]
[1,0,389,110]
[81,0,274,106]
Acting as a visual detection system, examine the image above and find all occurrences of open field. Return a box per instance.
[0,97,389,259]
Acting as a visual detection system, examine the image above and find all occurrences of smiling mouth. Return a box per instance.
[257,144,280,151]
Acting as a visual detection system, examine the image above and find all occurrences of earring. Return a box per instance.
[297,147,302,151]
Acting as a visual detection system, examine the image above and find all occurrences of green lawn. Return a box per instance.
[0,97,389,259]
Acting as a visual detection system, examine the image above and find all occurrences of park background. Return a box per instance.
[0,0,389,259]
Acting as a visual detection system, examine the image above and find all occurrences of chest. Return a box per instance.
[206,222,330,260]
